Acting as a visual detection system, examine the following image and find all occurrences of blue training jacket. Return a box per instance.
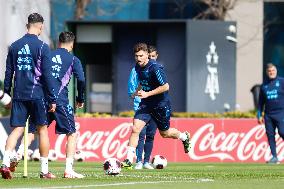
[128,67,141,111]
[4,33,56,103]
[50,48,85,106]
[257,76,284,118]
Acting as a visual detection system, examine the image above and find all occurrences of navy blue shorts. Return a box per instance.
[50,105,76,134]
[28,122,37,133]
[29,104,76,135]
[134,101,171,131]
[11,99,48,127]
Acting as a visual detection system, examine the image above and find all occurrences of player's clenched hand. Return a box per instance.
[131,85,142,98]
[131,91,137,99]
[258,117,264,125]
[137,90,149,99]
[48,103,56,112]
[76,102,84,109]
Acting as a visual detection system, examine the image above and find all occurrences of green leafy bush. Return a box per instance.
[0,105,10,117]
[78,110,257,118]
[118,111,135,117]
[75,112,112,118]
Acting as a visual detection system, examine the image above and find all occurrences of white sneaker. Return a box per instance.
[64,170,85,178]
[134,162,143,170]
[15,152,23,162]
[143,162,154,169]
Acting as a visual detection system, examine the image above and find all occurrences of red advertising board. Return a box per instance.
[48,118,284,163]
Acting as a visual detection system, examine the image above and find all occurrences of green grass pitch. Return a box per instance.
[0,161,283,189]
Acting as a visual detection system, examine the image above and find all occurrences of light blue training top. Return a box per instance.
[127,67,141,111]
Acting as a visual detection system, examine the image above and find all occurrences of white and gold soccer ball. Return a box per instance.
[74,150,86,162]
[48,149,58,161]
[103,158,121,175]
[32,149,40,161]
[152,155,167,169]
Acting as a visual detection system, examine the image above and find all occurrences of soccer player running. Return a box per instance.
[0,13,56,179]
[48,31,85,178]
[122,43,191,168]
[258,63,284,164]
[128,45,159,169]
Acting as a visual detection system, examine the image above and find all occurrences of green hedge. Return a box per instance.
[0,108,257,119]
[172,111,256,118]
[0,105,10,117]
[76,112,112,118]
[116,110,257,118]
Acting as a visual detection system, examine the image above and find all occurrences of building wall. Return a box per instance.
[50,0,149,45]
[227,1,263,111]
[263,2,284,78]
[0,0,6,81]
[0,0,50,80]
[186,21,236,113]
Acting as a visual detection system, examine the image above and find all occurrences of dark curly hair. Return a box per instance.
[133,43,148,53]
[59,31,75,43]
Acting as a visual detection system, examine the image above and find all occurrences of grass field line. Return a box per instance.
[7,180,214,189]
[12,172,214,182]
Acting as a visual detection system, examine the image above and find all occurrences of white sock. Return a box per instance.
[2,150,12,167]
[17,144,24,156]
[40,157,48,174]
[65,157,74,172]
[126,146,136,163]
[178,132,187,141]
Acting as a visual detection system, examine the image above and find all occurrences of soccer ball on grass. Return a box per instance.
[151,155,167,169]
[74,150,86,162]
[103,158,121,175]
[32,149,40,161]
[48,149,58,161]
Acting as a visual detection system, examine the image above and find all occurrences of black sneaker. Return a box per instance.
[182,131,191,153]
[121,159,133,170]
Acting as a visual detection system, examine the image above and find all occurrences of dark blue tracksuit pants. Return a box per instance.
[264,112,284,158]
[136,118,157,163]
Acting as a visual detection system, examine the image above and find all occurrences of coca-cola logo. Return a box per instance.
[54,122,132,159]
[49,119,284,162]
[190,123,284,161]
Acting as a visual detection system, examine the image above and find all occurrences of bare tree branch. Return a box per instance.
[75,0,91,20]
[193,0,238,20]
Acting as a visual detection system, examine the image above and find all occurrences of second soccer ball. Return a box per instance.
[151,155,167,169]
